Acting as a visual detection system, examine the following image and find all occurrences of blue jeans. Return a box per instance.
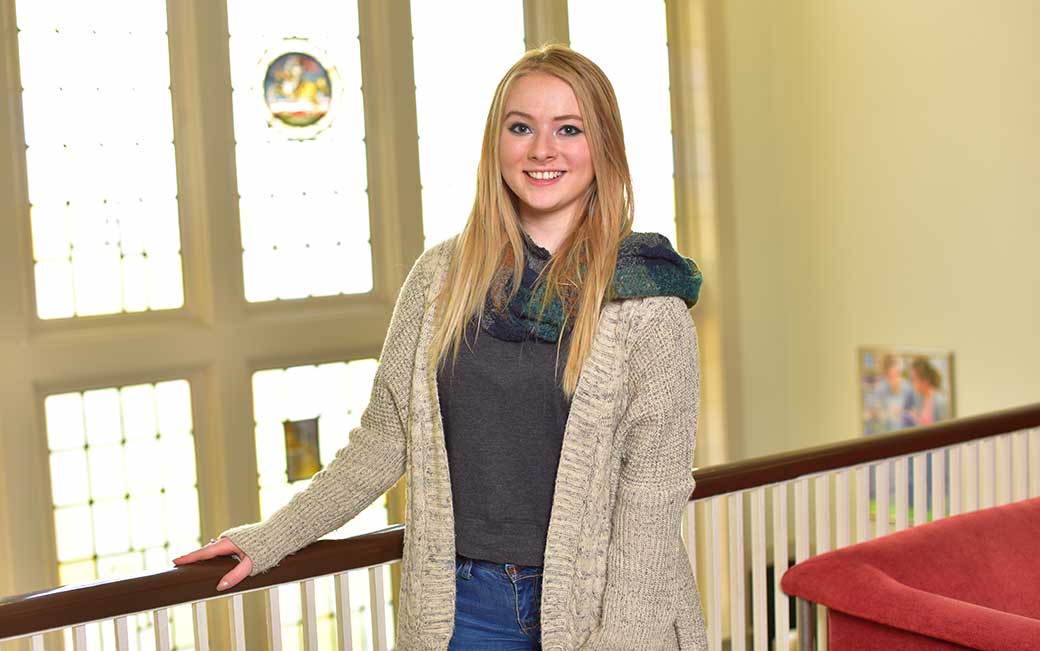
[449,553,543,650]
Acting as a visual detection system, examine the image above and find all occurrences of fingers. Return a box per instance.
[172,537,236,566]
[173,538,254,592]
[216,556,254,592]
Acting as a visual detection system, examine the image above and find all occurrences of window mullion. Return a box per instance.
[664,0,730,466]
[166,0,240,326]
[166,2,261,648]
[523,0,570,49]
[0,0,62,610]
[358,0,424,298]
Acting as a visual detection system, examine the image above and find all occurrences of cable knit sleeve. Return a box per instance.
[580,296,702,650]
[219,243,443,576]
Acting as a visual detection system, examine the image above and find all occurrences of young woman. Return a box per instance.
[175,44,707,650]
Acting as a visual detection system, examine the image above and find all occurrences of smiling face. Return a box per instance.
[498,72,595,232]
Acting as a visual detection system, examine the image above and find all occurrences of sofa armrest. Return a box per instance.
[783,555,1040,649]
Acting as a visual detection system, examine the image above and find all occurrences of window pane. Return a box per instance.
[569,0,678,243]
[44,384,199,608]
[15,3,185,320]
[45,380,198,650]
[251,359,385,649]
[411,1,526,249]
[228,0,372,303]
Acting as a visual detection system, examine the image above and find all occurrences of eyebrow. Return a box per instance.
[503,110,583,122]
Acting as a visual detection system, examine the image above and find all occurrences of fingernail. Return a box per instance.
[217,581,229,591]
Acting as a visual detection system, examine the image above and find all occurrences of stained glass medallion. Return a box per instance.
[259,42,339,140]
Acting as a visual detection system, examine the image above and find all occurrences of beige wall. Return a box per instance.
[712,0,1040,459]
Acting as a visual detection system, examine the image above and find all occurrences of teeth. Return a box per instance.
[526,171,564,180]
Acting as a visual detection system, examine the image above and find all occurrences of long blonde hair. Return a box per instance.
[429,44,634,401]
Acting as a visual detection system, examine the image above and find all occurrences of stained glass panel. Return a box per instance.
[410,1,526,249]
[15,2,185,320]
[227,0,372,303]
[569,0,678,243]
[45,380,199,651]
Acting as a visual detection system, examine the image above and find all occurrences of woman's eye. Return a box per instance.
[560,124,583,136]
[508,123,531,134]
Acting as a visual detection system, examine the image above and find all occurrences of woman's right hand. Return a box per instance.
[173,537,254,592]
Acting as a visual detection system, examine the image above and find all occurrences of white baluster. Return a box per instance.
[979,438,996,509]
[813,474,831,651]
[728,493,746,651]
[153,608,172,651]
[931,449,946,520]
[855,466,870,543]
[795,479,810,564]
[750,489,767,651]
[266,587,283,651]
[964,441,980,512]
[744,488,769,644]
[193,602,210,651]
[71,625,88,651]
[949,446,963,515]
[814,475,830,555]
[1031,429,1040,498]
[1013,431,1029,502]
[30,635,44,651]
[301,579,319,651]
[836,470,851,548]
[687,501,698,580]
[912,452,927,526]
[875,461,890,537]
[996,434,1013,505]
[772,484,790,651]
[707,496,723,651]
[114,616,130,651]
[894,457,909,531]
[335,571,355,651]
[369,566,389,651]
[228,593,246,651]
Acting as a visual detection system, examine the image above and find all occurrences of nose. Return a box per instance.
[528,129,557,163]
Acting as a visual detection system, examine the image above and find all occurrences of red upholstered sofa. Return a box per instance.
[781,496,1040,650]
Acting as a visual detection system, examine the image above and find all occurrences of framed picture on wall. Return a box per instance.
[859,347,956,436]
[858,347,956,522]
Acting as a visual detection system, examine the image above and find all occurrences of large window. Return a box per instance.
[569,0,678,243]
[16,2,184,319]
[411,1,526,249]
[252,360,393,650]
[1,2,699,649]
[227,0,373,303]
[46,381,199,650]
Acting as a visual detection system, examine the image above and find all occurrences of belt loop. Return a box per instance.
[456,555,473,580]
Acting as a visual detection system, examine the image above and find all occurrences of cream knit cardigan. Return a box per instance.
[222,236,709,650]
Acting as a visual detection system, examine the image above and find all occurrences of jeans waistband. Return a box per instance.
[456,552,542,573]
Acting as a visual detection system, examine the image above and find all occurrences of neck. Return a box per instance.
[519,215,577,255]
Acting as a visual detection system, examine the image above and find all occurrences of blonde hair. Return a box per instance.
[429,44,634,400]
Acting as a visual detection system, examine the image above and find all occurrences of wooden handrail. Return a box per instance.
[0,525,404,639]
[3,402,1038,639]
[691,402,1040,499]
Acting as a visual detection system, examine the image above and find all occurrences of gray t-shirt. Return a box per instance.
[436,317,572,567]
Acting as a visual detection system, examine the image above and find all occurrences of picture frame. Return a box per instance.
[859,347,956,436]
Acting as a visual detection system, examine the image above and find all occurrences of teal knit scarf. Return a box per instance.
[481,229,703,343]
